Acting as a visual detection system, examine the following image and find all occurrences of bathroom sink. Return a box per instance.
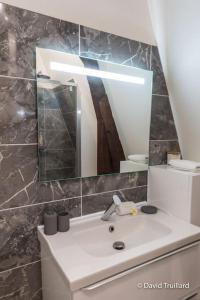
[73,215,171,257]
[38,208,200,291]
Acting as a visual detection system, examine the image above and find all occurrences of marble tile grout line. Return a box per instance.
[150,45,152,71]
[81,185,147,198]
[0,195,81,213]
[152,94,169,98]
[78,24,81,56]
[150,139,178,142]
[0,74,36,81]
[80,178,83,216]
[0,143,38,146]
[0,260,41,275]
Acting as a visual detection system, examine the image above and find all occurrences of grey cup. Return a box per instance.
[58,212,70,232]
[44,211,58,235]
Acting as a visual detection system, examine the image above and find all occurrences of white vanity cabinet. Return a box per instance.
[41,241,200,300]
[73,242,200,300]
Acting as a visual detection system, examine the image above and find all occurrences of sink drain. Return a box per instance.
[113,241,125,250]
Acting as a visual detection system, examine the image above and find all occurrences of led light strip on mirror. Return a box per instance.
[50,62,145,85]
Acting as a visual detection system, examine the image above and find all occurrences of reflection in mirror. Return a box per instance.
[36,48,153,181]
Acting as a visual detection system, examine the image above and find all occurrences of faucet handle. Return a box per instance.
[113,195,122,206]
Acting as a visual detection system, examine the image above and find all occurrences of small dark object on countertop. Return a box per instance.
[141,205,158,214]
[58,212,70,232]
[44,210,57,235]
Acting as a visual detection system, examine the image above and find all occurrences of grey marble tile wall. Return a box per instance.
[0,261,42,299]
[38,85,77,180]
[0,3,179,299]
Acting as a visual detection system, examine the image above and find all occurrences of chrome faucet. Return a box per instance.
[101,195,122,221]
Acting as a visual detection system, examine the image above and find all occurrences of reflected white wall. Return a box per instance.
[99,61,152,159]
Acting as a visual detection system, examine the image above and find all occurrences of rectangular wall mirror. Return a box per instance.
[36,48,153,181]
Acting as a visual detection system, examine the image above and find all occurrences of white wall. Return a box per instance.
[148,0,200,161]
[2,0,156,45]
[99,61,152,158]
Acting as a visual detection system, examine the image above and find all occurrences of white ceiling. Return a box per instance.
[2,0,156,45]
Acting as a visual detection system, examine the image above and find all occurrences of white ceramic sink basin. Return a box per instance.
[73,214,171,257]
[38,208,200,291]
